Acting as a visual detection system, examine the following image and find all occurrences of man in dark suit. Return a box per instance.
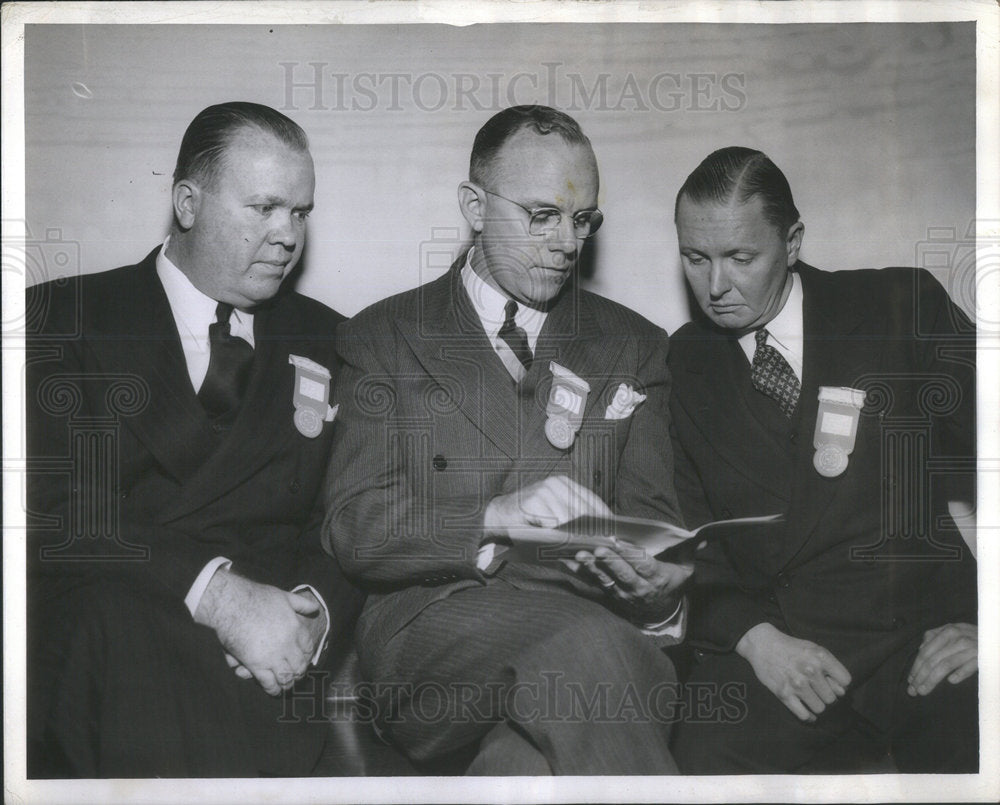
[26,102,362,777]
[667,146,977,772]
[324,106,692,774]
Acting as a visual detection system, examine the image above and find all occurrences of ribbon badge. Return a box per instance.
[289,354,338,438]
[812,386,866,477]
[545,362,591,450]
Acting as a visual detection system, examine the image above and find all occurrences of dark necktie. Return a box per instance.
[751,328,800,418]
[198,302,254,418]
[498,299,533,371]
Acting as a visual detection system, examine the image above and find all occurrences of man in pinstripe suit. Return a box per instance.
[324,106,692,774]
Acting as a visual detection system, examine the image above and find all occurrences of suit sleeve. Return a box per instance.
[289,482,365,655]
[913,269,977,625]
[604,326,688,646]
[914,269,976,506]
[322,316,489,587]
[26,297,222,600]
[669,398,769,652]
[611,327,684,526]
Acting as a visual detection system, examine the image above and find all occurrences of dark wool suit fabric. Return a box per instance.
[668,263,977,773]
[26,249,363,777]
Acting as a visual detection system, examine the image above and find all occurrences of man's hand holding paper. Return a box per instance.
[575,538,693,623]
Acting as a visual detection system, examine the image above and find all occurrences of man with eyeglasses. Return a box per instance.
[323,105,691,774]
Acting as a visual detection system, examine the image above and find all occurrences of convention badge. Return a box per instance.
[289,354,337,438]
[812,386,866,478]
[545,362,591,450]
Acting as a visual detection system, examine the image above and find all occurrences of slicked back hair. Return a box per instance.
[675,146,800,234]
[469,105,593,186]
[172,101,309,189]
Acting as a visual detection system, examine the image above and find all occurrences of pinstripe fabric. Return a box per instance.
[324,255,685,773]
[373,583,679,774]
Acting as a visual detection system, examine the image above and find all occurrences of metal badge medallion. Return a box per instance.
[545,362,591,450]
[289,354,338,438]
[812,386,865,477]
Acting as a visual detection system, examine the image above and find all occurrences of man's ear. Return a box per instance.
[171,180,200,231]
[458,182,486,233]
[786,221,805,266]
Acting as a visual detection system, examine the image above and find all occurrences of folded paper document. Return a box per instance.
[502,513,782,564]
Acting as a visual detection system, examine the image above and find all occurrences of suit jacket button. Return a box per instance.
[432,454,447,471]
[120,489,129,500]
[289,479,301,493]
[211,422,225,433]
[789,431,797,443]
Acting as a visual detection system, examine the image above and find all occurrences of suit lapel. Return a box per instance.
[393,265,632,471]
[782,263,867,563]
[162,296,304,520]
[675,324,791,502]
[88,250,217,483]
[396,260,522,460]
[519,287,623,463]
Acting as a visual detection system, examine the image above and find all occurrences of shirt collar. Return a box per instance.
[460,248,547,351]
[737,270,804,378]
[156,237,254,347]
[763,270,803,355]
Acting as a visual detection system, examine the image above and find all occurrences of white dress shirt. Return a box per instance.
[156,242,255,393]
[461,249,548,355]
[156,242,328,662]
[737,271,804,381]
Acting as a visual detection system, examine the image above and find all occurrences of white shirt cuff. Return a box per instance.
[641,597,686,638]
[185,556,232,617]
[292,584,330,665]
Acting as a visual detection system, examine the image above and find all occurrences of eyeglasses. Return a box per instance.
[482,190,604,238]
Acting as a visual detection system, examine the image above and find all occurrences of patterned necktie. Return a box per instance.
[198,302,254,418]
[751,328,800,418]
[498,299,533,371]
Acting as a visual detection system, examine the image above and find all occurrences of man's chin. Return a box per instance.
[238,280,286,308]
[705,309,751,332]
[522,280,571,310]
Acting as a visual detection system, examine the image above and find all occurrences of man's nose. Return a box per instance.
[708,263,730,298]
[270,213,299,249]
[546,213,579,253]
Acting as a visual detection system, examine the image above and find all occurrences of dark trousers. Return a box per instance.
[366,581,681,775]
[672,645,978,773]
[28,579,330,778]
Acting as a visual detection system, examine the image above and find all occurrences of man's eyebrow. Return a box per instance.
[525,197,597,212]
[247,194,314,211]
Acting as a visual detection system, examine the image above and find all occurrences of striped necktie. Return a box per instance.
[498,299,533,372]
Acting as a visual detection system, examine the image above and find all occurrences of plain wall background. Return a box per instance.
[24,22,976,332]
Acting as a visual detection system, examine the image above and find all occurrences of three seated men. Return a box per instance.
[27,103,978,776]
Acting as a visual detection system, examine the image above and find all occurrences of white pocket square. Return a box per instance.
[605,383,646,420]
